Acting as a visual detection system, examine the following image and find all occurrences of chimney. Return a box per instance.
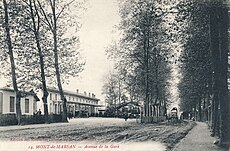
[92,93,95,98]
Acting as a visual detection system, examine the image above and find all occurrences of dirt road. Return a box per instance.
[0,118,195,151]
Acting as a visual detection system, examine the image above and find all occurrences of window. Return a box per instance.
[25,99,29,113]
[0,92,3,114]
[50,103,52,113]
[55,104,57,114]
[50,93,52,100]
[60,104,62,113]
[55,94,57,100]
[10,96,15,112]
[33,101,36,113]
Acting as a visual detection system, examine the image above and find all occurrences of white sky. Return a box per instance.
[0,0,120,103]
[0,0,180,107]
[63,0,120,102]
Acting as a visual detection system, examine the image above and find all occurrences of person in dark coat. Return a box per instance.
[124,112,128,121]
[37,109,42,115]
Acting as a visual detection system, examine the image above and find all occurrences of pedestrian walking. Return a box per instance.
[124,112,128,121]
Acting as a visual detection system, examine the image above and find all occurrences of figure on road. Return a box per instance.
[124,112,128,121]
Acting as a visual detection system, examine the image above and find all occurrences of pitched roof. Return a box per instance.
[46,87,100,101]
[0,87,40,101]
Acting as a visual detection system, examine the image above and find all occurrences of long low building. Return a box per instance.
[0,87,38,115]
[36,88,101,117]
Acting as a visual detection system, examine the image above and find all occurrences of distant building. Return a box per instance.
[36,88,101,117]
[98,106,106,116]
[0,87,38,115]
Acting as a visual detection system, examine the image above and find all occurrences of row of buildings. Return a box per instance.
[0,87,101,117]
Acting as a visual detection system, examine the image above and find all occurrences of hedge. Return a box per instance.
[0,114,62,126]
[0,114,17,126]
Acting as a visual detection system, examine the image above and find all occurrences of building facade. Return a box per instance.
[37,88,101,117]
[0,87,38,115]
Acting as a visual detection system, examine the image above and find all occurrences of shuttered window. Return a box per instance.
[10,96,15,112]
[0,92,3,114]
[25,99,29,113]
[50,93,52,100]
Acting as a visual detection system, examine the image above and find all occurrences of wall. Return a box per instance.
[0,90,36,115]
[37,89,100,115]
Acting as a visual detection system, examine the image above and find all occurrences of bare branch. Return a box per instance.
[33,0,40,32]
[21,0,34,18]
[37,0,53,30]
[21,0,30,7]
[56,0,75,20]
[49,0,54,9]
[48,0,55,29]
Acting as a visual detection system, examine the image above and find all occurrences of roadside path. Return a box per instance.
[173,122,229,151]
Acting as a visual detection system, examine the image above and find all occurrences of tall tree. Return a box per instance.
[102,72,119,108]
[2,0,22,124]
[102,69,129,107]
[177,0,212,122]
[209,1,230,146]
[177,0,230,146]
[21,0,50,123]
[105,0,173,123]
[38,0,84,122]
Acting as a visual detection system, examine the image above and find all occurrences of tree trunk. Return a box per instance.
[218,6,230,146]
[145,39,150,118]
[29,0,49,123]
[47,0,68,122]
[154,47,159,108]
[209,4,230,145]
[211,95,214,129]
[198,98,202,121]
[53,27,68,122]
[209,4,220,137]
[51,0,68,122]
[193,105,197,121]
[3,0,22,125]
[143,12,151,121]
[163,99,167,118]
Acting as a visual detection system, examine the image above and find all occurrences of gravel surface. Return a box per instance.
[173,122,229,151]
[0,118,195,151]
